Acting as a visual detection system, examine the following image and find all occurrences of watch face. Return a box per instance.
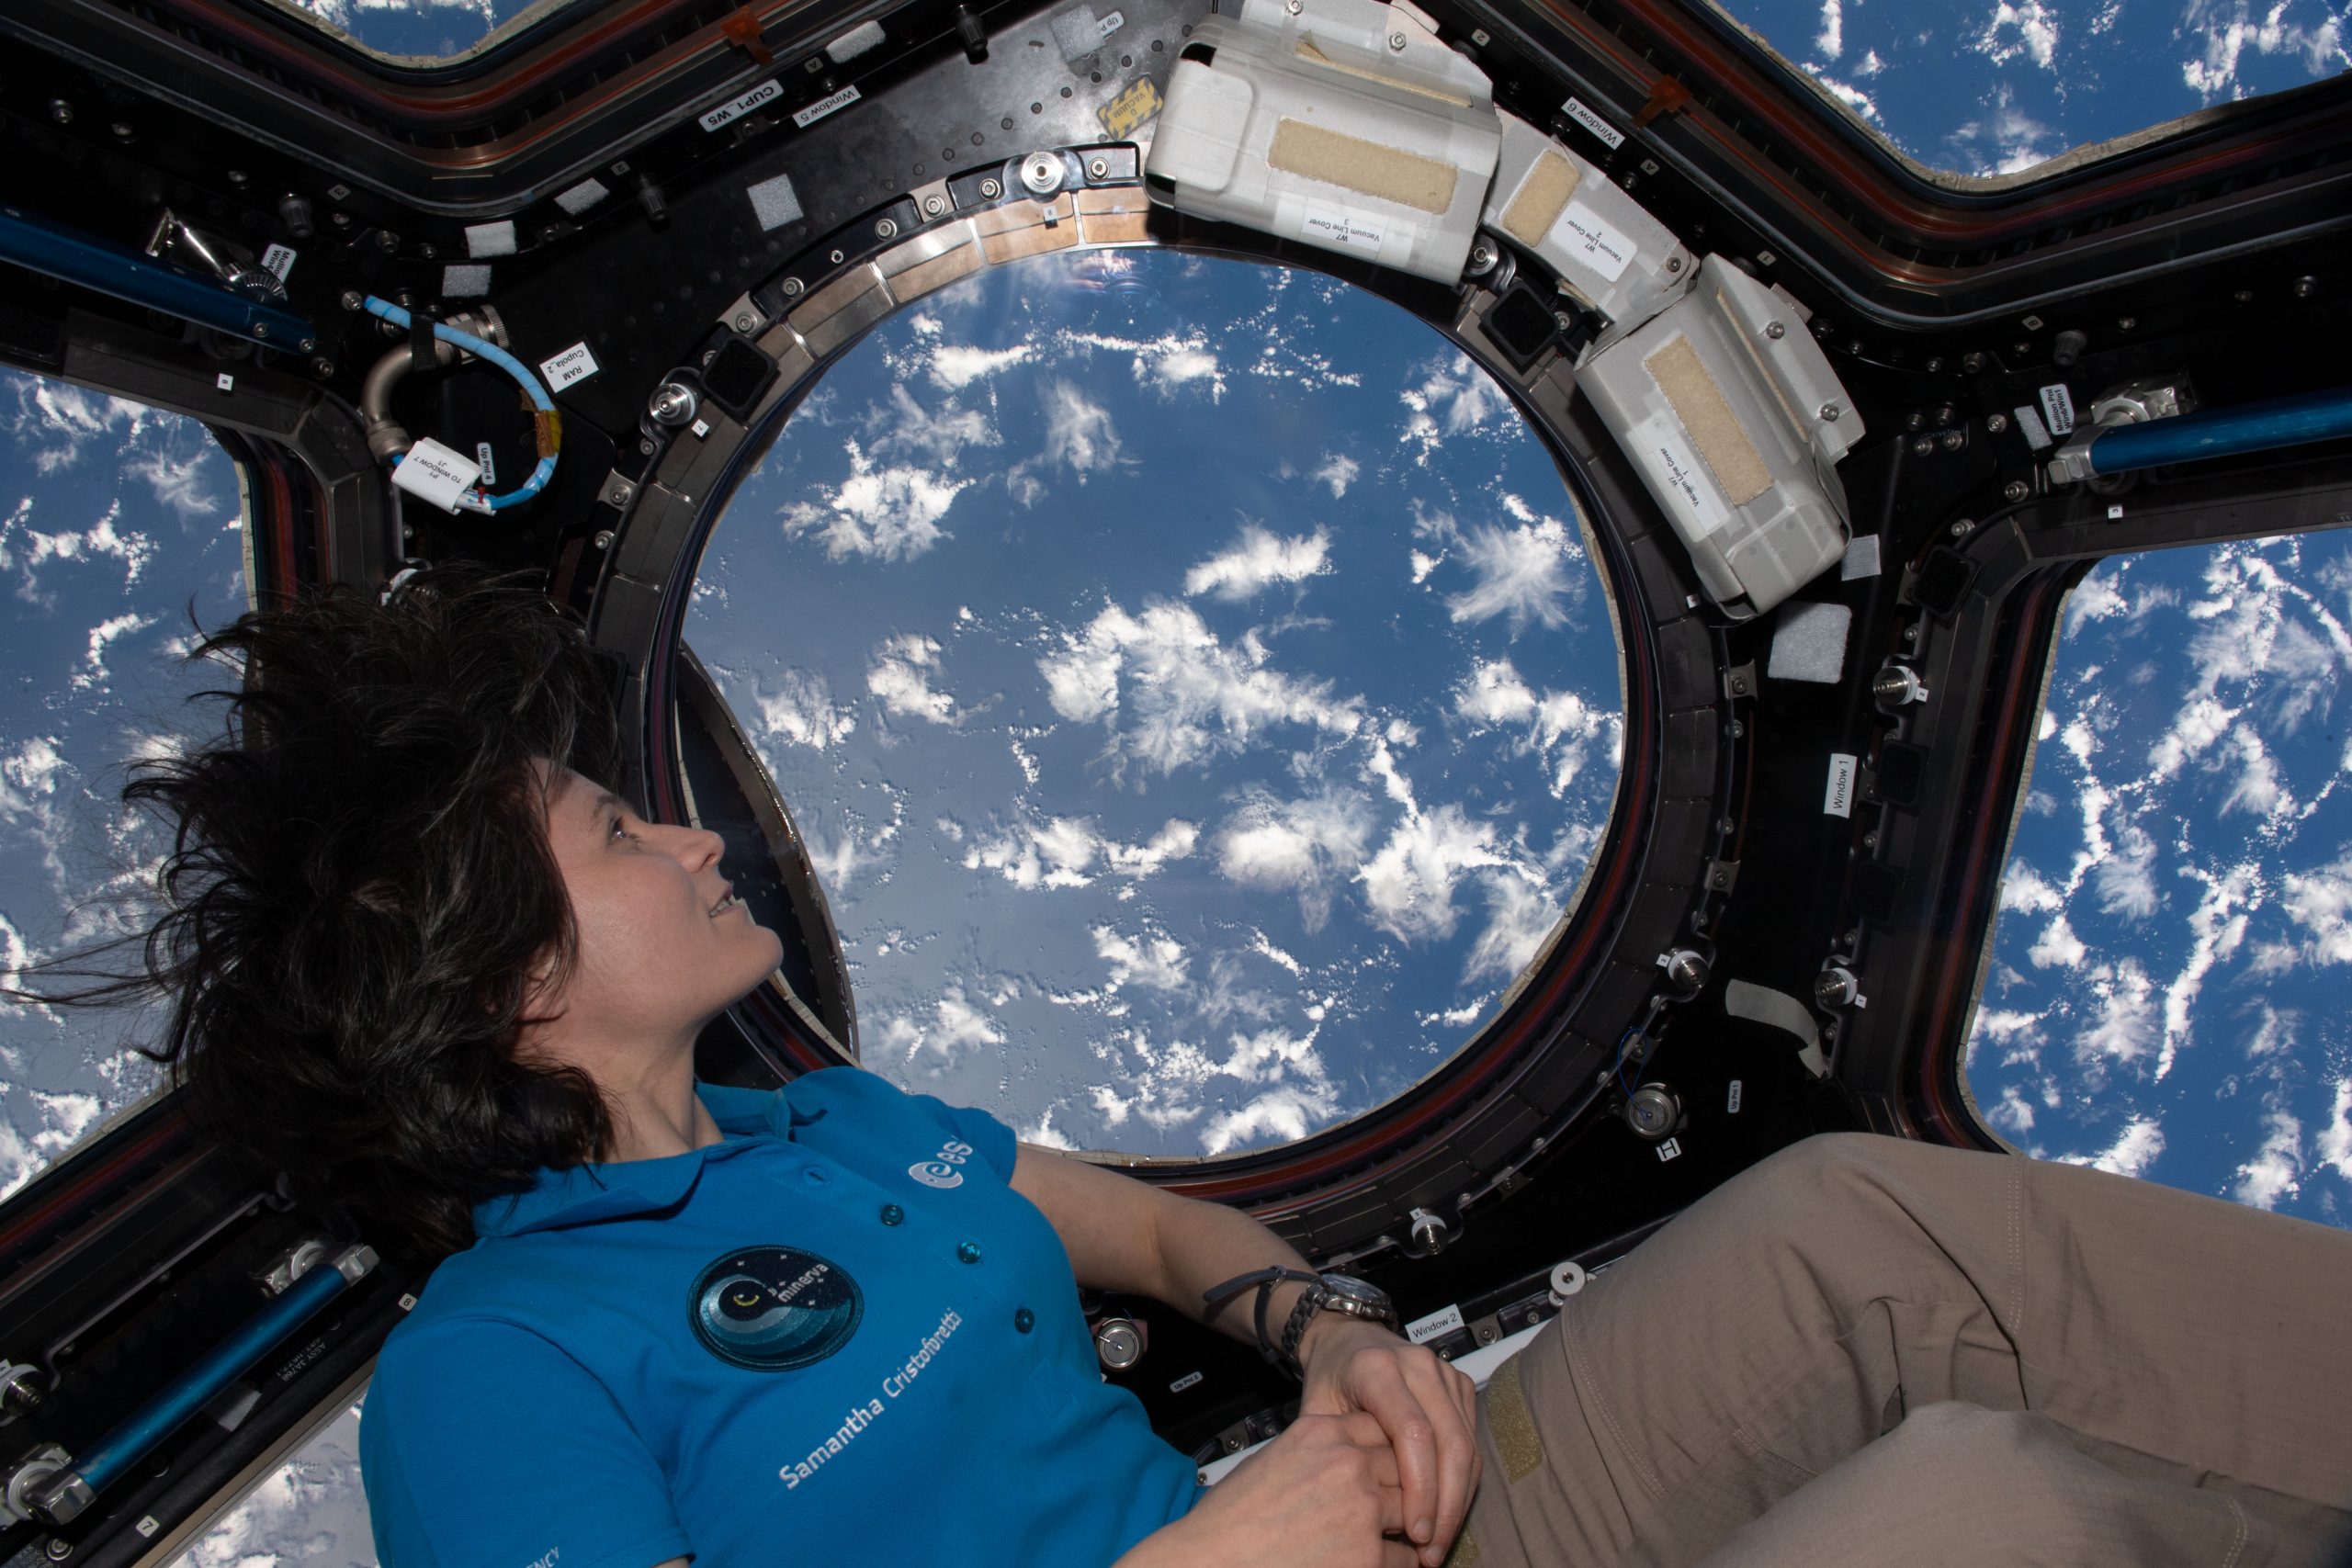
[1320,1274,1395,1315]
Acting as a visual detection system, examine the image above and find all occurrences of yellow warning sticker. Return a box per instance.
[1097,77,1161,142]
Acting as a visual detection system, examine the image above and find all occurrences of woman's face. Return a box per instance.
[530,765,785,1051]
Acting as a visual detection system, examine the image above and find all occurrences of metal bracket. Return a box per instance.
[717,292,769,337]
[1703,858,1739,893]
[600,471,639,511]
[1722,660,1758,700]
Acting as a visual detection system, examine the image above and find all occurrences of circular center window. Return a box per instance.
[688,248,1623,1157]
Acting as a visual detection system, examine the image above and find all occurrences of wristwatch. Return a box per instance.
[1278,1273,1398,1379]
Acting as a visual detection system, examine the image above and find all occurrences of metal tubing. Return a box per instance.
[29,1244,376,1524]
[2085,387,2352,476]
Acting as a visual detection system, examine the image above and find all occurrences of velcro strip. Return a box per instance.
[1294,38,1476,107]
[1442,1526,1482,1566]
[1485,1354,1545,1483]
[1268,118,1458,215]
[1645,334,1774,507]
[1499,151,1580,248]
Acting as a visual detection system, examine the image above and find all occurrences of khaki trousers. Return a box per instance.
[1451,1133,2352,1567]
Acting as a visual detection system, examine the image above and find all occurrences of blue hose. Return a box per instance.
[2084,387,2352,477]
[364,295,560,512]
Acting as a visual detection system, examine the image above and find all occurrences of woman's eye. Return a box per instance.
[609,815,633,842]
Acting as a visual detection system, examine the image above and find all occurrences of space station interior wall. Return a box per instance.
[1147,0,1860,614]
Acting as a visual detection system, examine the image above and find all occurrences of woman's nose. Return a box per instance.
[659,821,726,869]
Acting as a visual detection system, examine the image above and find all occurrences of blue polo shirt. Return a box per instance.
[359,1067,1203,1568]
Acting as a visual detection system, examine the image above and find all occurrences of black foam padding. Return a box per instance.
[1653,615,1714,707]
[1482,281,1560,373]
[1569,960,1656,1045]
[701,334,779,419]
[1855,861,1904,924]
[1874,741,1926,807]
[1914,547,1978,617]
[1662,709,1719,798]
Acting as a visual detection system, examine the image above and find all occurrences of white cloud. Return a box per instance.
[75,612,159,692]
[2181,0,2348,102]
[1184,525,1332,602]
[1399,356,1510,464]
[2028,914,2087,969]
[1310,455,1360,498]
[1998,860,2065,914]
[1094,924,1190,993]
[2317,1078,2352,1185]
[1035,601,1362,776]
[1815,0,1844,56]
[2280,851,2352,964]
[1462,872,1558,986]
[1445,518,1582,633]
[964,814,1199,892]
[864,383,998,468]
[1040,379,1123,477]
[2061,1115,2165,1178]
[1974,0,2059,67]
[2092,818,2160,919]
[756,669,856,749]
[1359,804,1510,944]
[1453,659,1618,798]
[2075,958,2157,1066]
[780,437,970,561]
[866,634,956,725]
[2232,1107,2304,1210]
[929,343,1035,390]
[1214,786,1375,931]
[886,985,1007,1066]
[1989,1083,2037,1136]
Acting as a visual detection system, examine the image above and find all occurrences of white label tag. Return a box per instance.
[1405,1303,1467,1345]
[1648,425,1732,539]
[1169,1370,1203,1394]
[1656,1136,1682,1162]
[1550,198,1635,281]
[701,79,784,131]
[134,1518,159,1539]
[1296,203,1388,255]
[1727,1079,1744,1113]
[260,243,297,281]
[2038,383,2076,435]
[539,342,599,389]
[793,85,863,128]
[1097,8,1126,36]
[390,437,482,514]
[1825,752,1858,818]
[475,441,497,485]
[1563,96,1626,151]
[215,373,234,392]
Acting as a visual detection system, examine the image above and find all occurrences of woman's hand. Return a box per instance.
[1119,1411,1420,1568]
[1295,1320,1482,1568]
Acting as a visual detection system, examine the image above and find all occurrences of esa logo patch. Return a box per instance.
[909,1138,976,1190]
[689,1247,863,1371]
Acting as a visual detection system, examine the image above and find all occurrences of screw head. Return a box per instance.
[1089,157,1109,178]
[875,217,898,238]
[1387,30,1408,48]
[1468,242,1496,273]
[1951,517,1974,537]
[1667,255,1684,273]
[48,99,72,125]
[1986,412,2009,434]
[2235,288,2255,303]
[1764,320,1785,339]
[1940,429,1965,451]
[251,322,269,339]
[734,311,756,333]
[923,194,945,215]
[1818,401,1841,423]
[781,276,805,297]
[1962,351,1986,372]
[2293,276,2317,299]
[2117,316,2137,330]
[2004,479,2030,502]
[980,177,1002,198]
[1925,356,1945,373]
[1912,435,1936,457]
[311,357,334,376]
[593,528,616,549]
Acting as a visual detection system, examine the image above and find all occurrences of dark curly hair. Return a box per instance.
[28,564,628,1264]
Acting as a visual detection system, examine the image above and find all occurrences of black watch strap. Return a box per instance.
[1202,1267,1319,1371]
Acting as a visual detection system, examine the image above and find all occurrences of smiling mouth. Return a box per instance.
[709,888,741,917]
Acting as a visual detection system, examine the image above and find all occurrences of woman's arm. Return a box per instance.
[1012,1146,1479,1568]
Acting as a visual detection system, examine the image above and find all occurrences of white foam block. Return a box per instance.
[826,18,887,60]
[463,220,518,258]
[440,264,492,298]
[554,178,610,216]
[1839,534,1882,581]
[745,173,803,232]
[1766,599,1851,683]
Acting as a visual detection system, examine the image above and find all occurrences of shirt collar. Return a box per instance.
[472,1079,803,1239]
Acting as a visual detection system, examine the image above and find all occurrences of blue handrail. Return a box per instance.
[2079,387,2352,477]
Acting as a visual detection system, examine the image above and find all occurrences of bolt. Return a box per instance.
[1904,626,1918,643]
[1387,30,1408,49]
[639,438,655,456]
[1730,674,1748,694]
[1861,831,1877,850]
[1925,356,1945,373]
[1962,352,1985,373]
[1554,310,1575,332]
[1468,241,1496,273]
[2294,276,2317,299]
[781,276,805,297]
[377,229,399,252]
[829,248,844,263]
[1088,157,1109,179]
[252,322,269,339]
[1764,320,1785,340]
[1986,412,2009,434]
[1530,1134,1546,1152]
[338,288,364,311]
[1905,411,1926,432]
[2004,479,2030,502]
[734,310,757,333]
[1815,967,1859,1009]
[110,120,134,139]
[1729,719,1746,739]
[311,356,334,377]
[923,194,945,216]
[594,529,616,549]
[2117,316,2137,331]
[1950,517,1974,537]
[1911,435,1936,457]
[1940,430,1965,451]
[1286,0,1302,11]
[980,177,1002,198]
[229,169,250,186]
[1718,818,1735,834]
[876,217,898,238]
[1818,401,1841,423]
[2235,288,2255,304]
[1667,255,1683,274]
[49,99,72,125]
[331,211,351,228]
[45,1537,71,1561]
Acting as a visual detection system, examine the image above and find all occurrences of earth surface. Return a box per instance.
[0,0,2344,1552]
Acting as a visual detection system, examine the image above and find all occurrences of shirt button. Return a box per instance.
[956,1241,982,1264]
[1013,1307,1035,1334]
[880,1204,904,1226]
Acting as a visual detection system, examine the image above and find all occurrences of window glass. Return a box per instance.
[168,1401,372,1566]
[0,370,246,1191]
[1966,532,2352,1223]
[1704,0,2350,177]
[266,0,575,65]
[688,249,1624,1156]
